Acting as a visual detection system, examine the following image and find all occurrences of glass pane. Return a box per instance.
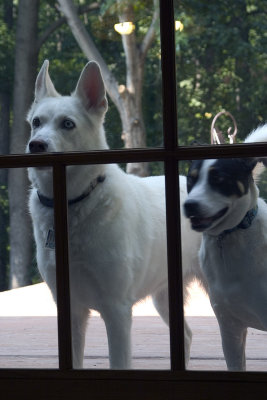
[0,168,58,368]
[3,2,163,157]
[66,162,170,369]
[32,1,162,157]
[180,154,267,371]
[175,2,267,145]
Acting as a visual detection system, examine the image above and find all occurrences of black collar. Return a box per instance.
[217,205,258,242]
[37,175,105,208]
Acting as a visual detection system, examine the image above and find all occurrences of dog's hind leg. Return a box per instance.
[71,305,89,369]
[101,303,132,369]
[152,288,192,366]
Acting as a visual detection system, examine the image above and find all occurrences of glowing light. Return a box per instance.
[114,22,135,35]
[175,20,184,32]
[205,112,212,119]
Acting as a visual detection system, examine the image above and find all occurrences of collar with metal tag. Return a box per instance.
[37,175,106,208]
[45,228,55,249]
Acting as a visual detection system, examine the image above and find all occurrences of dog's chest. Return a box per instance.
[200,231,267,330]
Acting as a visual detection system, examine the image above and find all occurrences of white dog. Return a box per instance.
[26,60,201,369]
[184,126,267,370]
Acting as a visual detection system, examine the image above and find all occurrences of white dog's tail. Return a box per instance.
[245,124,267,181]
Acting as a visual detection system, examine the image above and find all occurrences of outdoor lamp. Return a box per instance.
[175,20,184,31]
[114,21,135,35]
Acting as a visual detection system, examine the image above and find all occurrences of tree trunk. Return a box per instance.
[118,86,148,176]
[57,0,158,177]
[8,0,40,288]
[117,3,148,176]
[0,0,13,290]
[0,92,10,291]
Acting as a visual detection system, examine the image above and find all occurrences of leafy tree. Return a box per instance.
[175,0,267,144]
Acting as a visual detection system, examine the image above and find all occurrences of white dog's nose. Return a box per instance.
[29,140,48,153]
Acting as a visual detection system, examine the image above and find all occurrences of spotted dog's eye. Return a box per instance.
[32,117,41,128]
[187,169,199,193]
[186,176,194,193]
[61,119,75,130]
[209,167,224,184]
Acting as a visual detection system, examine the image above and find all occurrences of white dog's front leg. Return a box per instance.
[184,319,192,365]
[101,304,132,369]
[71,306,89,369]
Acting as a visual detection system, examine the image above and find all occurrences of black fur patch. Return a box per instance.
[208,158,255,197]
[187,160,203,193]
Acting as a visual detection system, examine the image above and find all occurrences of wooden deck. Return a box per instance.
[0,284,267,371]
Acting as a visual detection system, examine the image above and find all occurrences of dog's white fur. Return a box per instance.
[26,60,201,369]
[184,125,267,370]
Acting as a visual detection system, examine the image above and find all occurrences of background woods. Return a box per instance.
[0,0,267,289]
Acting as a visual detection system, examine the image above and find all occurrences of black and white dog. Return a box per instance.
[184,125,267,371]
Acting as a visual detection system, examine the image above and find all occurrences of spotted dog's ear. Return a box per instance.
[259,157,267,167]
[189,140,209,146]
[241,157,267,185]
[247,156,267,169]
[187,140,207,164]
[241,158,258,172]
[190,140,201,146]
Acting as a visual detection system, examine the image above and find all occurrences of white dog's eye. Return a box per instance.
[32,117,41,128]
[61,119,75,130]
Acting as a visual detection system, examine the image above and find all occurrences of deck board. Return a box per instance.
[1,315,267,371]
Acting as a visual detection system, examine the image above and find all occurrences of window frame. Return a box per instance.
[1,0,267,398]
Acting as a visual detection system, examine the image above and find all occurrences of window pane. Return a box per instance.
[180,156,267,371]
[66,162,170,369]
[175,2,267,145]
[35,1,163,156]
[3,2,163,158]
[0,168,59,368]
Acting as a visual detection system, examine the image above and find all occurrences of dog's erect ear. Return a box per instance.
[258,157,267,167]
[244,157,267,169]
[74,61,108,112]
[241,158,258,172]
[34,60,59,101]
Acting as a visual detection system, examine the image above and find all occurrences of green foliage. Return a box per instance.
[175,0,267,144]
[0,185,9,214]
[0,22,14,91]
[0,1,15,92]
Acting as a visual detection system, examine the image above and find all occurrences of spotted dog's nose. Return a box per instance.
[29,140,48,153]
[184,200,201,218]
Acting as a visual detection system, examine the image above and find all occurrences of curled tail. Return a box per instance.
[245,124,267,144]
[244,124,267,182]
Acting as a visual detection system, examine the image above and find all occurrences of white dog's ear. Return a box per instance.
[74,61,108,112]
[35,60,59,101]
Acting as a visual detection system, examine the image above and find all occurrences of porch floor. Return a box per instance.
[0,282,266,371]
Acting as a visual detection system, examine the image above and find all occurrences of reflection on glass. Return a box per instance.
[0,168,58,369]
[67,162,170,369]
[181,151,267,371]
[175,2,267,146]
